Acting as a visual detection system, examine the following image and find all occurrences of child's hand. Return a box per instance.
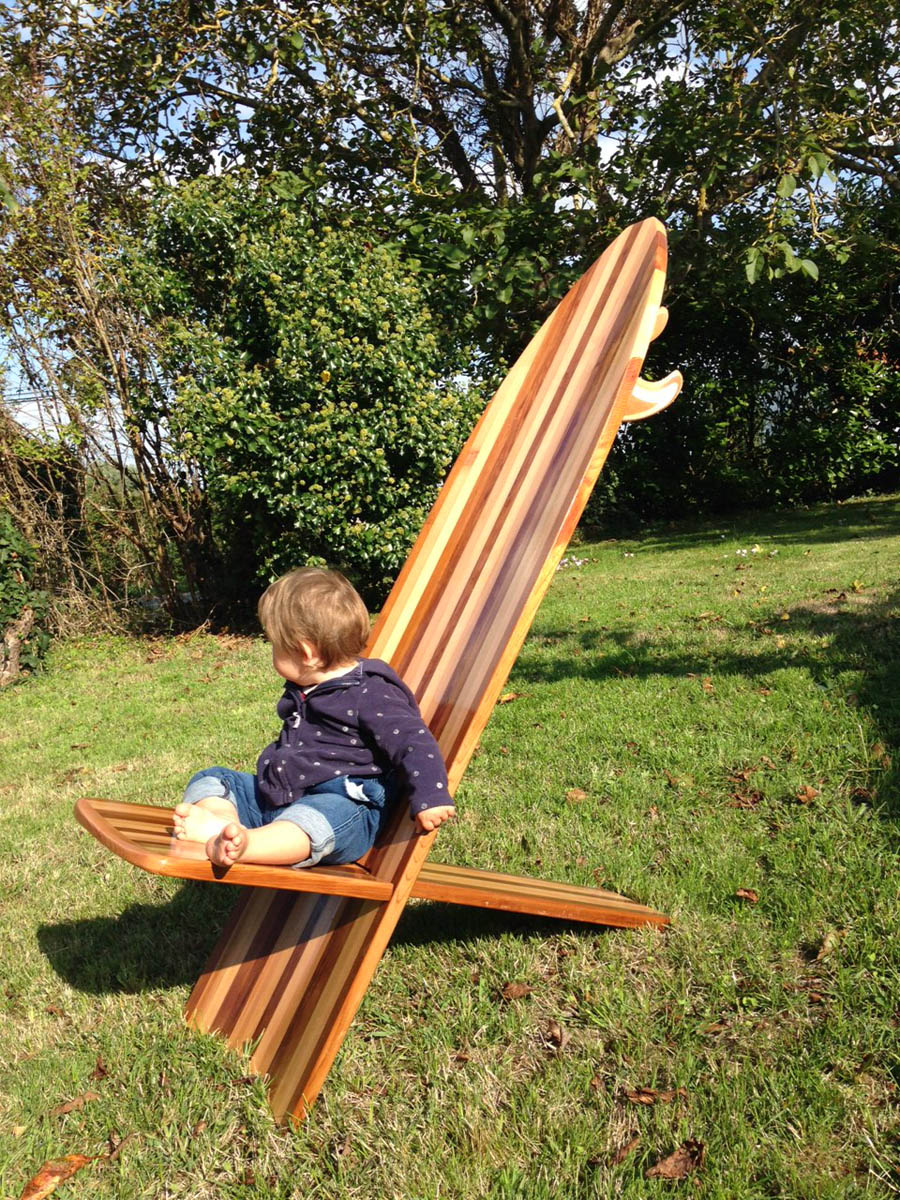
[415,804,456,832]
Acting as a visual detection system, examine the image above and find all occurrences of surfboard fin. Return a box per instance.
[622,369,683,422]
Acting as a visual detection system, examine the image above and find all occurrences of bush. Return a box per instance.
[0,510,49,680]
[129,172,482,606]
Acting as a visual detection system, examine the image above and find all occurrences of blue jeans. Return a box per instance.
[183,766,389,867]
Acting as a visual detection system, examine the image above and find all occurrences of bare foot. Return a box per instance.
[207,822,248,867]
[173,802,229,843]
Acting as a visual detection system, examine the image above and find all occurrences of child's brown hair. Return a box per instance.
[258,568,370,668]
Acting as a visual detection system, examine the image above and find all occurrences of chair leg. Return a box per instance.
[186,829,436,1122]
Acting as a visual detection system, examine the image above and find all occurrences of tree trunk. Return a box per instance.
[0,608,35,687]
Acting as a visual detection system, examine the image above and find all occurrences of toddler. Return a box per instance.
[173,567,455,868]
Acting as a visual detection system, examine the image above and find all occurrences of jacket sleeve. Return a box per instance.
[357,680,452,817]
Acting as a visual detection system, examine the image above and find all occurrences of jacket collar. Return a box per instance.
[284,660,363,703]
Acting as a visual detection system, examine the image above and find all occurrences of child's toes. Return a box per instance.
[221,823,245,862]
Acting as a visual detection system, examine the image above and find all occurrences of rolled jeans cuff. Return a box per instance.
[272,805,336,867]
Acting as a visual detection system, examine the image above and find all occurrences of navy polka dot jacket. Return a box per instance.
[256,658,451,817]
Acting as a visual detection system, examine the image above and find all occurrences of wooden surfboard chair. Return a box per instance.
[76,217,683,1123]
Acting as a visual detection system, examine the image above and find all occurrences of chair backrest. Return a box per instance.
[365,219,672,856]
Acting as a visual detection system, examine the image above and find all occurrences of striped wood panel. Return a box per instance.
[74,798,669,926]
[74,797,393,900]
[183,218,681,1121]
[413,862,670,928]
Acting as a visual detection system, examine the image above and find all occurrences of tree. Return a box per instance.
[590,183,900,521]
[0,80,213,623]
[2,0,898,537]
[9,1,898,213]
[0,83,480,617]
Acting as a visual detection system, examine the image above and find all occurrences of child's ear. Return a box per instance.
[297,639,323,667]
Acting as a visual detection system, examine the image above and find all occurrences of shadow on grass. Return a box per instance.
[391,901,616,949]
[37,881,234,994]
[622,494,900,555]
[39,880,610,995]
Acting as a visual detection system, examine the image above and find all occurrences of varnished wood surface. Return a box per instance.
[414,862,670,929]
[74,797,393,900]
[73,797,669,928]
[183,218,681,1121]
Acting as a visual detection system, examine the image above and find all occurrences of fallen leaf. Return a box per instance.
[645,1139,705,1179]
[13,1125,26,1138]
[50,1091,100,1117]
[332,1134,352,1165]
[546,1019,569,1050]
[610,1134,641,1165]
[44,1005,66,1018]
[735,887,759,904]
[106,1132,139,1161]
[760,755,778,769]
[872,743,892,769]
[796,785,819,804]
[498,692,525,704]
[192,1120,207,1136]
[566,788,588,804]
[19,1155,93,1200]
[728,790,764,809]
[90,1056,108,1081]
[623,1086,686,1106]
[648,804,660,821]
[501,982,533,1000]
[816,929,844,961]
[452,1051,472,1063]
[701,676,714,692]
[589,1074,604,1092]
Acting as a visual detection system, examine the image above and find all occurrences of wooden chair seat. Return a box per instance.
[75,218,682,1122]
[75,796,669,926]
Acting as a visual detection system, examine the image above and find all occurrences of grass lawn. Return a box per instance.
[1,494,898,1199]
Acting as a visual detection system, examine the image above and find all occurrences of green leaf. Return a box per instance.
[776,174,797,199]
[799,258,819,280]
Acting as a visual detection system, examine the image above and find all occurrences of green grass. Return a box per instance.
[1,494,899,1199]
